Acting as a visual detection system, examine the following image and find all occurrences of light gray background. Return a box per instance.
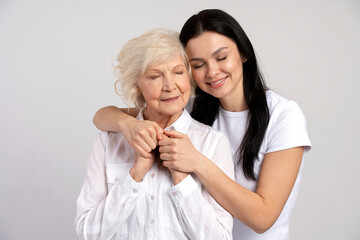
[1,0,359,239]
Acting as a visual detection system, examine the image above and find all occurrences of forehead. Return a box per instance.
[185,31,236,56]
[146,55,185,71]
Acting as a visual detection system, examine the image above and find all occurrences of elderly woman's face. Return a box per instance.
[138,55,191,118]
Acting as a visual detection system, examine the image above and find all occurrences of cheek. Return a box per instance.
[140,82,160,100]
[226,57,243,74]
[191,70,204,85]
[179,77,191,93]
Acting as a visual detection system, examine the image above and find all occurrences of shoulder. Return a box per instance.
[266,90,300,114]
[188,117,232,154]
[188,117,233,168]
[189,117,229,141]
[96,131,126,150]
[266,90,307,126]
[265,90,311,152]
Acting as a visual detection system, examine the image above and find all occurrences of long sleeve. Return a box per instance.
[75,134,144,240]
[169,134,234,240]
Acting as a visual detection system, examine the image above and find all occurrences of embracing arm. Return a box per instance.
[93,106,163,158]
[159,130,304,233]
[195,147,304,233]
[93,106,139,132]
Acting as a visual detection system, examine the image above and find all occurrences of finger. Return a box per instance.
[163,130,185,139]
[135,138,152,153]
[158,146,173,154]
[152,123,164,141]
[158,137,173,147]
[133,144,152,158]
[159,153,173,161]
[162,160,173,168]
[142,134,157,150]
[147,125,158,148]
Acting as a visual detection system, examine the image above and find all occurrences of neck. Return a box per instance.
[219,89,248,112]
[143,109,183,129]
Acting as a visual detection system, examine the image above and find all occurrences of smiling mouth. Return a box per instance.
[207,77,227,88]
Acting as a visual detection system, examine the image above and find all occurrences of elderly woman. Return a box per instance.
[75,29,234,240]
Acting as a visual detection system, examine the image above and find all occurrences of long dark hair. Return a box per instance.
[180,9,269,180]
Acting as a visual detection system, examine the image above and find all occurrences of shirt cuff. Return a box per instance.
[168,174,200,206]
[118,171,144,199]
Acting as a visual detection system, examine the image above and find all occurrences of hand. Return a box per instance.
[158,130,206,174]
[122,117,163,158]
[129,152,156,182]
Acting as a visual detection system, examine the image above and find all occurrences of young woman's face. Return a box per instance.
[185,31,245,100]
[138,55,191,120]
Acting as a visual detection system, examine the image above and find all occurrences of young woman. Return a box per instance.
[76,28,234,240]
[93,9,311,240]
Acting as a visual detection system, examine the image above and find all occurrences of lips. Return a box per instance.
[161,96,179,102]
[207,76,227,88]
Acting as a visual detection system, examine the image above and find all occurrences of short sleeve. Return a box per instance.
[266,101,311,153]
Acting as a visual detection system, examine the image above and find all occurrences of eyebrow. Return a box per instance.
[146,64,185,72]
[189,47,228,62]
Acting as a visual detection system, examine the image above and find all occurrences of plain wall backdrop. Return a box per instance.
[1,0,359,239]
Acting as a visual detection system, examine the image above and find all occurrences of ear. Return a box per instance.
[240,53,248,63]
[135,81,142,94]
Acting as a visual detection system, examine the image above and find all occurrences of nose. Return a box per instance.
[206,61,220,79]
[162,75,176,91]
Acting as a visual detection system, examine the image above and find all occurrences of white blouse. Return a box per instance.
[75,109,234,240]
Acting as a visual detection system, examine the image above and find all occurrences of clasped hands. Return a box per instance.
[128,120,203,185]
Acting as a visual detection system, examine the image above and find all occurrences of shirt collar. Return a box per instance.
[137,108,192,134]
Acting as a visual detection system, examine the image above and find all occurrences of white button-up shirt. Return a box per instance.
[75,109,234,240]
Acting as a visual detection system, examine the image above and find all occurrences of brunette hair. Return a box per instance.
[180,9,269,180]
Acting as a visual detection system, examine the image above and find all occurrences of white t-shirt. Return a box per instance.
[212,90,311,240]
[75,109,234,239]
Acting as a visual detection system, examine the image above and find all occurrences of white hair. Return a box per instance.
[114,28,192,107]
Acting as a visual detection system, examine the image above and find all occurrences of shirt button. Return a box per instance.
[151,195,155,200]
[150,219,155,224]
[132,188,138,193]
[172,192,177,196]
[151,173,155,178]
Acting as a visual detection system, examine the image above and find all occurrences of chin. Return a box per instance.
[159,106,184,116]
[206,89,228,99]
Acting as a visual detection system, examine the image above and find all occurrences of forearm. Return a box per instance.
[93,106,138,132]
[195,160,277,233]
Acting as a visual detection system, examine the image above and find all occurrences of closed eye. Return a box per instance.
[193,63,205,69]
[150,75,160,80]
[217,56,227,61]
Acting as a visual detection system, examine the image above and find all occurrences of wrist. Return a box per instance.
[118,114,134,132]
[129,167,143,182]
[193,154,209,176]
[170,171,188,185]
[130,163,150,182]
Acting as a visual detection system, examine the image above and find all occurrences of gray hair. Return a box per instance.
[114,28,192,107]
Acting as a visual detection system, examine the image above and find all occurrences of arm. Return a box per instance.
[93,106,139,132]
[195,147,304,233]
[93,106,163,158]
[75,134,151,240]
[160,101,310,233]
[160,131,234,239]
[159,130,304,233]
